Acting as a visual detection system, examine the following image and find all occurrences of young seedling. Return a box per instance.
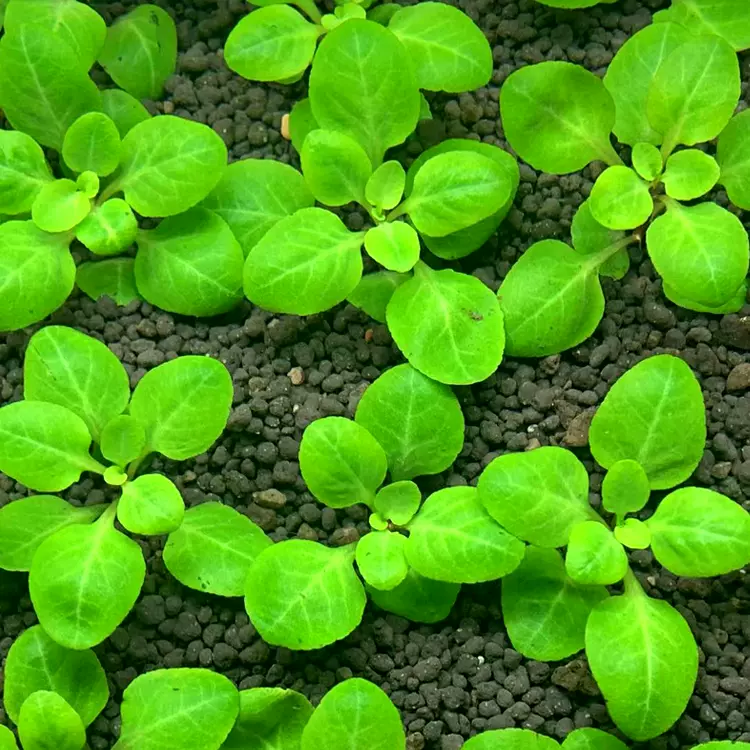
[477,354,750,740]
[0,326,252,650]
[223,18,519,385]
[497,21,750,357]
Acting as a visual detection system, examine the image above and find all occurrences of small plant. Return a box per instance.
[497,21,750,357]
[478,354,750,740]
[0,326,238,649]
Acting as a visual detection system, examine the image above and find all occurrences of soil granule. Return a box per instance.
[2,0,750,747]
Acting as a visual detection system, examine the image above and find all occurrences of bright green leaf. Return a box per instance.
[601,459,650,517]
[76,198,137,256]
[478,446,593,547]
[355,530,408,590]
[62,112,121,177]
[655,0,750,51]
[364,222,420,273]
[129,356,233,461]
[565,521,628,586]
[614,518,651,549]
[100,415,146,467]
[368,567,460,623]
[18,691,86,750]
[464,729,560,750]
[387,264,504,385]
[163,502,271,597]
[299,416,387,508]
[589,166,653,230]
[98,5,177,100]
[104,466,127,486]
[561,729,629,750]
[662,148,720,201]
[631,142,662,181]
[101,88,151,138]
[31,179,90,233]
[0,727,17,750]
[347,271,409,323]
[245,540,366,650]
[365,161,405,211]
[500,61,617,173]
[0,130,52,215]
[76,171,99,199]
[118,473,184,536]
[288,97,319,153]
[570,200,629,280]
[76,258,140,306]
[718,109,750,209]
[373,481,421,525]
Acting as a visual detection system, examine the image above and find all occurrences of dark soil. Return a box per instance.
[2,0,750,748]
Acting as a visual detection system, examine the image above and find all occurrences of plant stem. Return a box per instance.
[623,568,645,598]
[585,234,636,273]
[97,179,123,205]
[598,140,625,168]
[97,500,119,527]
[126,453,150,480]
[294,0,322,23]
[386,202,408,222]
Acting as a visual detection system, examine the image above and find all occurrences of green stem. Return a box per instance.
[97,178,123,205]
[598,139,625,168]
[97,500,119,527]
[386,201,408,222]
[294,0,322,23]
[584,234,637,273]
[126,453,150,480]
[660,128,678,163]
[623,568,645,598]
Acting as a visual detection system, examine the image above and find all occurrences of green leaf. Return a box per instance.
[388,2,491,92]
[347,271,409,323]
[245,540,366,649]
[116,116,227,218]
[31,179,90,233]
[104,466,127,487]
[288,97,319,153]
[662,148,720,201]
[647,201,749,308]
[18,691,86,750]
[0,221,75,331]
[299,416,387,508]
[76,258,140,306]
[0,496,102,571]
[301,129,372,206]
[655,0,750,51]
[0,25,101,150]
[603,23,693,146]
[565,521,628,586]
[631,142,662,181]
[718,110,750,210]
[407,486,524,583]
[464,729,560,750]
[202,159,314,257]
[589,166,653,230]
[367,3,401,24]
[589,354,705,489]
[309,19,420,165]
[134,207,244,316]
[223,688,313,750]
[503,546,608,661]
[76,198,137,256]
[355,530,408,590]
[100,415,146,467]
[647,35,739,152]
[614,518,651,549]
[373,481,421,525]
[4,625,108,726]
[478,446,592,547]
[24,325,130,441]
[0,727,17,750]
[387,264,504,385]
[118,474,184,536]
[405,151,511,237]
[561,729,628,750]
[244,207,364,315]
[30,510,145,649]
[76,171,99,199]
[129,355,233,461]
[98,5,177,100]
[163,502,271,597]
[570,201,629,280]
[115,669,239,750]
[0,130,52,215]
[0,401,102,491]
[364,222,420,273]
[647,487,750,577]
[62,112,121,178]
[601,459,650,517]
[301,679,405,750]
[585,581,698,740]
[365,161,405,211]
[225,6,321,83]
[101,89,151,138]
[368,567,460,623]
[500,61,617,173]
[5,0,106,69]
[498,240,604,358]
[355,363,463,480]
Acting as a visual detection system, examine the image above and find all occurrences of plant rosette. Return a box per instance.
[498,20,750,358]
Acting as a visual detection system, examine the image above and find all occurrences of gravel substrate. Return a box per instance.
[3,0,750,747]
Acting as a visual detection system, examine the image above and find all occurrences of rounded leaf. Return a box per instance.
[364,222,420,273]
[244,207,364,315]
[101,88,151,138]
[388,3,491,92]
[589,166,652,231]
[163,502,271,597]
[565,521,628,586]
[479,447,592,548]
[355,363,464,480]
[245,540,366,650]
[76,198,137,257]
[100,415,146,467]
[562,729,628,750]
[662,149,720,201]
[500,61,617,173]
[365,160,405,211]
[589,354,705,489]
[288,97,319,153]
[355,530,408,590]
[601,459,650,517]
[374,480,421,525]
[3,624,108,725]
[387,265,504,385]
[0,727,16,750]
[407,486,524,583]
[25,325,130,440]
[76,171,100,200]
[631,142,662,181]
[118,474,184,536]
[613,518,651,550]
[135,207,244,316]
[347,271,409,323]
[117,669,239,750]
[62,112,121,177]
[656,0,750,51]
[299,416,387,508]
[18,691,86,750]
[76,258,140,307]
[31,179,90,233]
[117,116,227,218]
[225,6,321,82]
[647,487,750,577]
[464,729,560,750]
[30,516,146,648]
[718,109,750,210]
[0,130,52,215]
[368,568,460,623]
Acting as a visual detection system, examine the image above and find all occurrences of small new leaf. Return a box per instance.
[565,521,628,586]
[589,166,653,231]
[374,481,421,525]
[31,179,90,233]
[365,161,405,211]
[355,531,409,591]
[601,459,650,517]
[76,199,137,256]
[662,149,720,201]
[364,222,420,273]
[18,691,86,750]
[118,474,184,536]
[631,142,662,181]
[62,112,121,177]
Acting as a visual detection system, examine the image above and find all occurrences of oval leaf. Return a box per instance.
[718,109,750,210]
[364,222,420,273]
[589,166,653,231]
[62,112,121,177]
[631,142,663,181]
[657,0,750,51]
[601,459,650,517]
[76,198,138,256]
[18,691,86,750]
[31,179,90,233]
[100,414,146,467]
[373,481,421,525]
[662,149,720,201]
[118,474,184,536]
[614,518,651,550]
[355,530,408,591]
[101,89,151,138]
[565,521,628,586]
[0,130,52,215]
[365,160,405,211]
[464,729,560,750]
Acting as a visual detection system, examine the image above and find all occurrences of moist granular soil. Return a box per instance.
[2,0,750,747]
